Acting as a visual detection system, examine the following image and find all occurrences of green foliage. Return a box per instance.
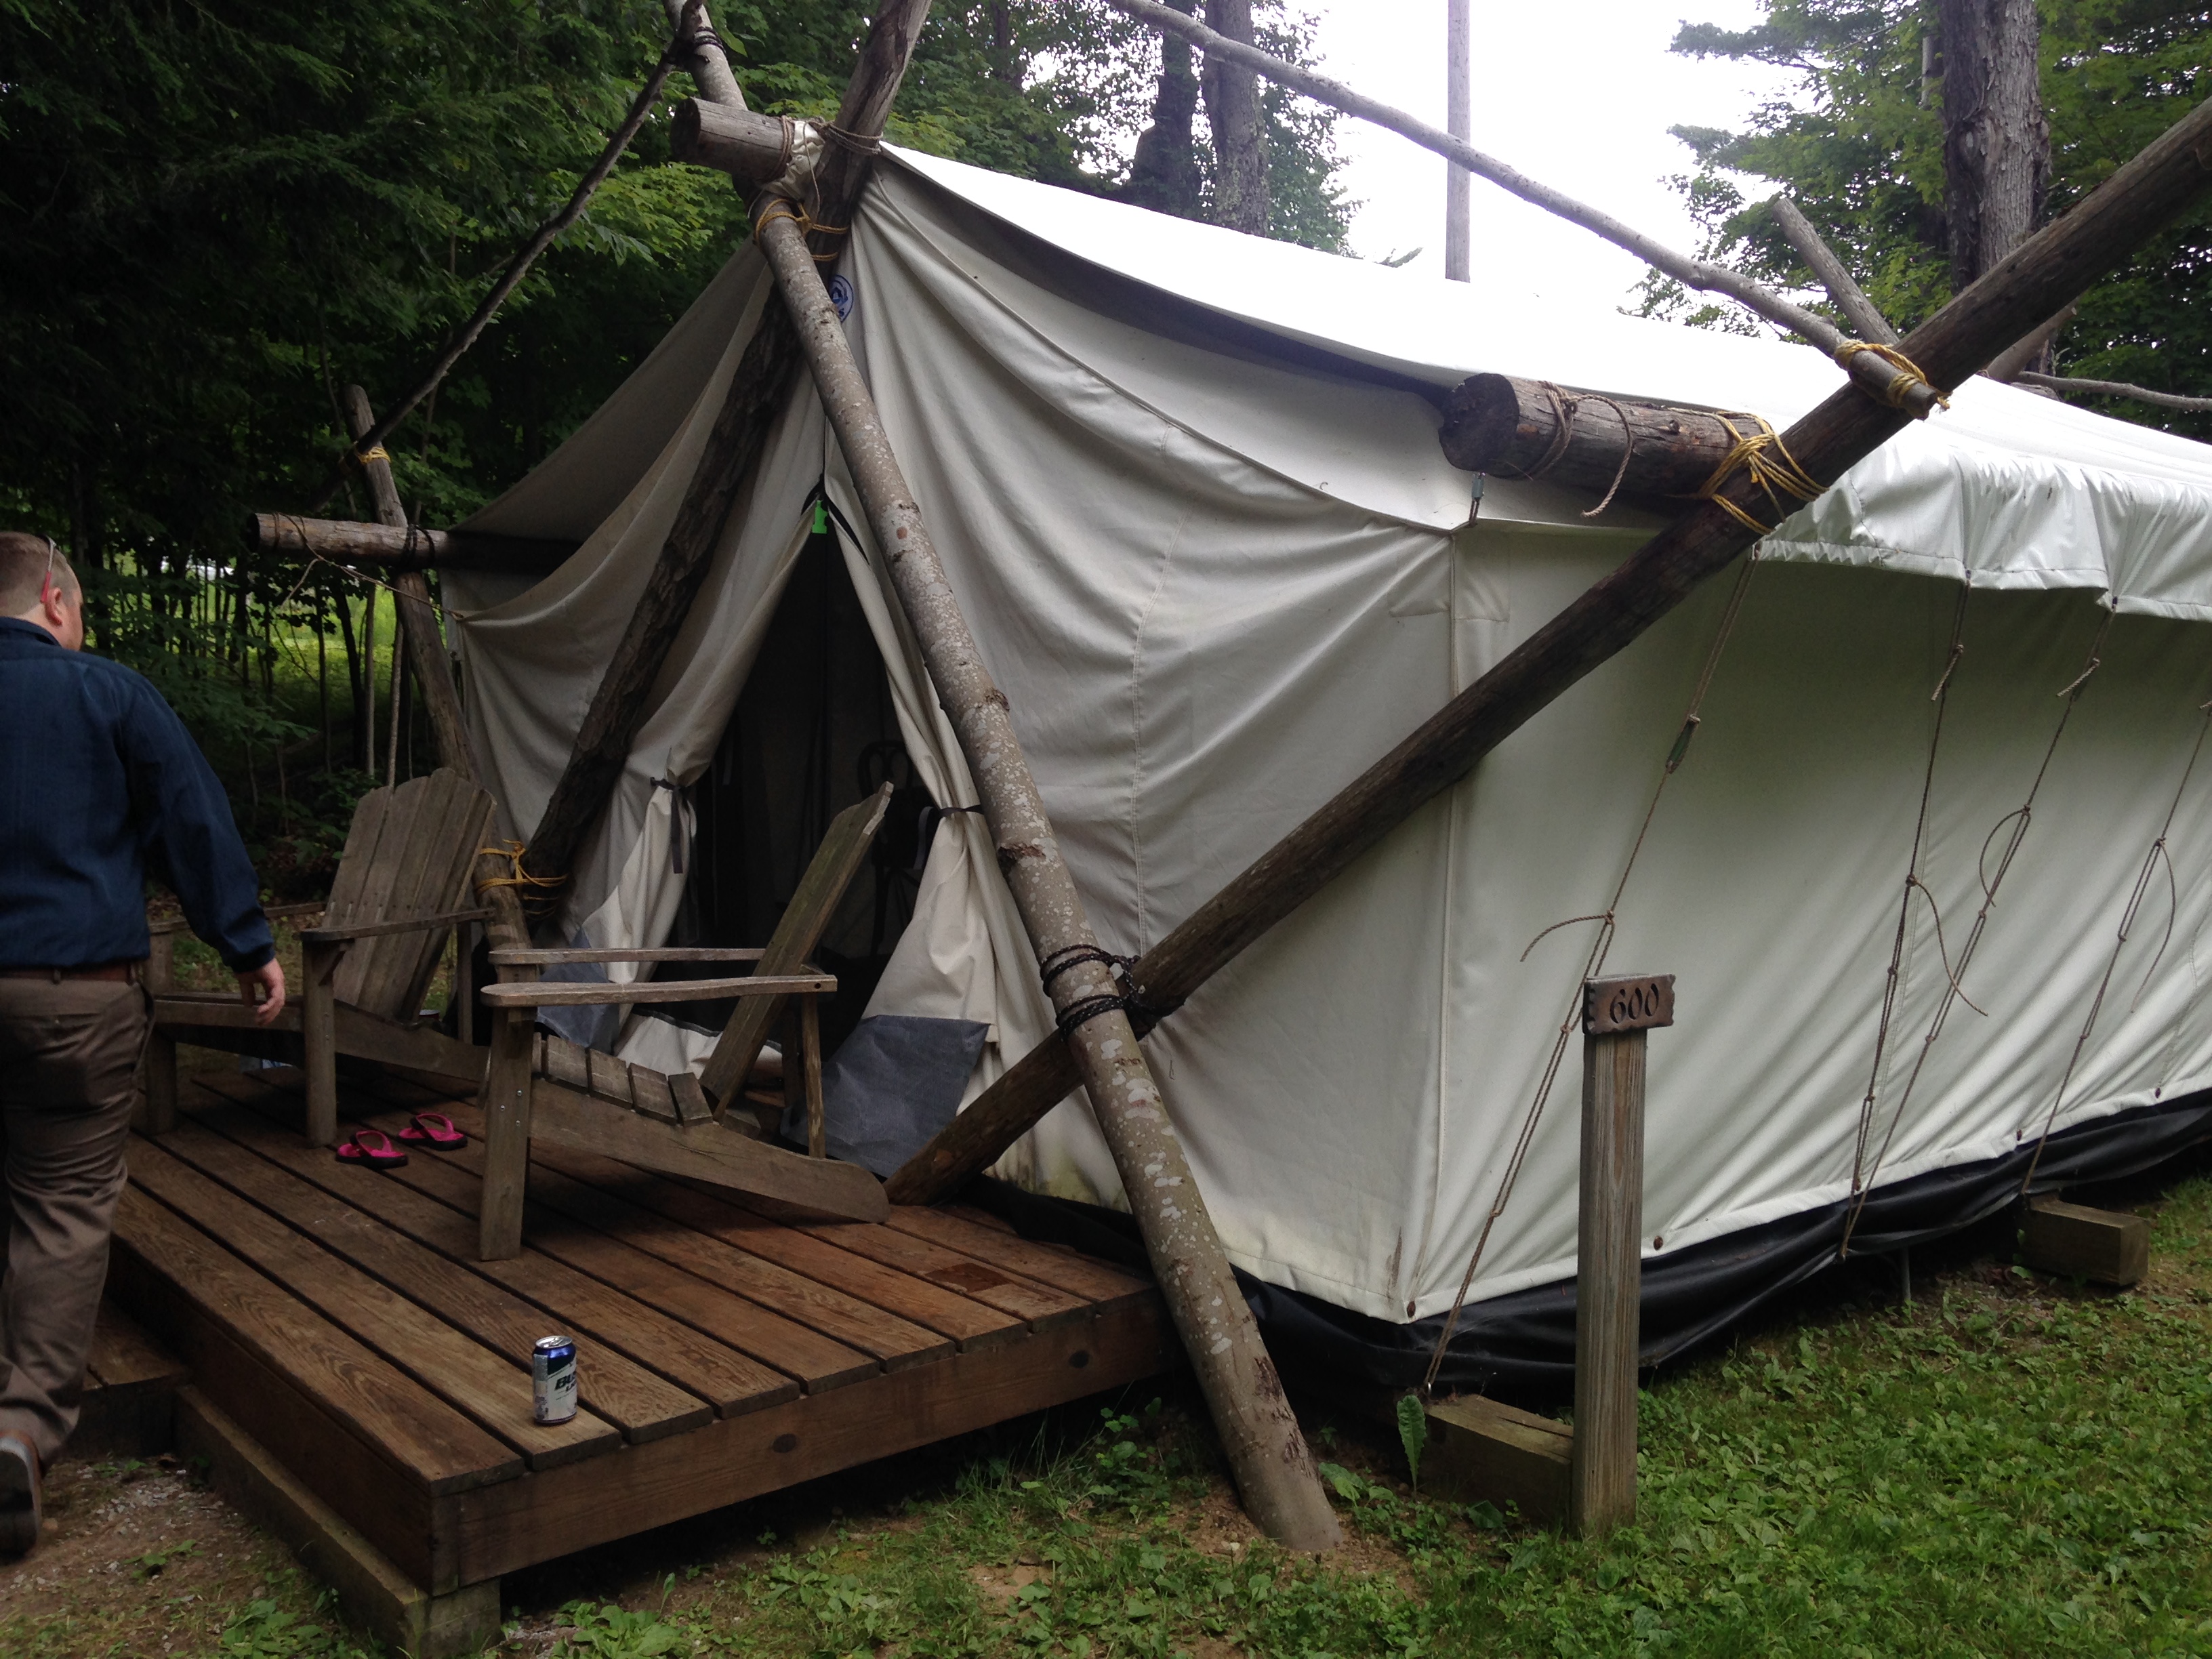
[0,0,1349,878]
[497,1169,2212,1658]
[1654,1,2212,435]
[548,1590,690,1658]
[1395,1393,1429,1493]
[213,1597,372,1658]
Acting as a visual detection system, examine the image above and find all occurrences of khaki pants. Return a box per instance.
[0,978,149,1466]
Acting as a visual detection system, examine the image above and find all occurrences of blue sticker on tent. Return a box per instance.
[829,274,855,321]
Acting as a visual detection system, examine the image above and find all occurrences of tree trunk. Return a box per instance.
[1200,0,1268,235]
[1125,0,1202,218]
[1940,0,2049,289]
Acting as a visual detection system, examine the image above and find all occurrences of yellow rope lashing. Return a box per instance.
[755,197,850,263]
[474,840,567,908]
[1834,340,1952,413]
[1692,415,1826,536]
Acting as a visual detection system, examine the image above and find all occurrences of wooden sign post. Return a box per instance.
[1572,972,1673,1538]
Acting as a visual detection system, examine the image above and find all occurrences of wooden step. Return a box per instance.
[68,1301,190,1462]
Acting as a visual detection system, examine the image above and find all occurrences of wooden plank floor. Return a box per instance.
[109,1067,1172,1596]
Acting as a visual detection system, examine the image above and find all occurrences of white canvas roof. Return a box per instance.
[455,147,2212,1324]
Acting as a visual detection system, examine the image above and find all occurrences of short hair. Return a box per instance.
[0,531,77,615]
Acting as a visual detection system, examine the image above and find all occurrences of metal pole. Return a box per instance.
[1446,0,1471,281]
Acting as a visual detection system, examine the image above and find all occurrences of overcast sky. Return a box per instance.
[1298,1,1799,314]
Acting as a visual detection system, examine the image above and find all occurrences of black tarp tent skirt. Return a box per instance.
[964,1090,2212,1408]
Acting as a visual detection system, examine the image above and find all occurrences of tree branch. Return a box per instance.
[1765,196,1900,344]
[2018,371,2212,412]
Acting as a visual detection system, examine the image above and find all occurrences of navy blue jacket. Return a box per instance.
[0,617,274,971]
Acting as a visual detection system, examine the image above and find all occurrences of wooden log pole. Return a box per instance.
[1438,375,1749,499]
[249,513,573,574]
[1571,973,1671,1538]
[888,88,2212,1208]
[670,101,802,182]
[752,201,1343,1551]
[1097,0,1940,417]
[517,0,927,902]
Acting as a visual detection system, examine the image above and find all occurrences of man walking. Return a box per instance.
[0,531,284,1555]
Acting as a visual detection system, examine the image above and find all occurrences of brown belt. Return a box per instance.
[0,962,142,983]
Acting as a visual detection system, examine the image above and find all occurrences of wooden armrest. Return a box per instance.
[299,907,492,945]
[479,971,836,1008]
[488,945,767,966]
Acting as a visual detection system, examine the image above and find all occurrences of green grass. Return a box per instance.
[14,1169,2212,1659]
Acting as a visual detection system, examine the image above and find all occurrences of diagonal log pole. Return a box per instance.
[888,91,2212,1208]
[518,1,924,901]
[750,198,1344,1549]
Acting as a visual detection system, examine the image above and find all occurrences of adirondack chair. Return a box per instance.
[468,785,897,1259]
[147,769,495,1146]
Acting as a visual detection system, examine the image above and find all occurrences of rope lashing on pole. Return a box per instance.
[1840,602,2117,1256]
[1833,342,1951,412]
[1418,546,1766,1399]
[1687,417,1826,537]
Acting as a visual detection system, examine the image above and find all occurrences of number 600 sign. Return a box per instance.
[1582,974,1675,1036]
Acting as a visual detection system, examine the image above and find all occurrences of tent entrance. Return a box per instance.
[644,510,926,1059]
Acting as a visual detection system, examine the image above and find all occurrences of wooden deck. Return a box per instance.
[108,1065,1171,1643]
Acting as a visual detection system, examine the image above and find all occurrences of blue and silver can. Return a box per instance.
[532,1335,579,1425]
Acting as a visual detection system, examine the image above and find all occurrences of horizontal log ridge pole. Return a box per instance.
[1437,375,1762,501]
[888,89,2212,1208]
[1099,0,1940,417]
[250,514,575,575]
[517,0,914,901]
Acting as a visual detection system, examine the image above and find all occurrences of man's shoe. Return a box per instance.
[0,1431,40,1556]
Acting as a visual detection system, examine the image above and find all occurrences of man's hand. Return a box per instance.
[237,959,287,1027]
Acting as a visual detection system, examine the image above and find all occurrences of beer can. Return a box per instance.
[532,1335,579,1425]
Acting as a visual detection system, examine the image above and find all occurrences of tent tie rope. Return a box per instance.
[1841,600,2115,1256]
[340,445,393,471]
[755,197,849,262]
[1040,943,1182,1038]
[475,840,567,913]
[1688,415,1824,536]
[1418,544,1765,1400]
[1835,340,1951,413]
[2015,695,2212,1196]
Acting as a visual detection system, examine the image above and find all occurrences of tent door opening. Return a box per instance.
[632,506,926,1063]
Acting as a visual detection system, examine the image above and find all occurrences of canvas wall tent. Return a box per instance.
[446,146,2212,1393]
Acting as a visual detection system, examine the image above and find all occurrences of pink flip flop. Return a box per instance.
[335,1128,409,1170]
[394,1111,468,1150]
